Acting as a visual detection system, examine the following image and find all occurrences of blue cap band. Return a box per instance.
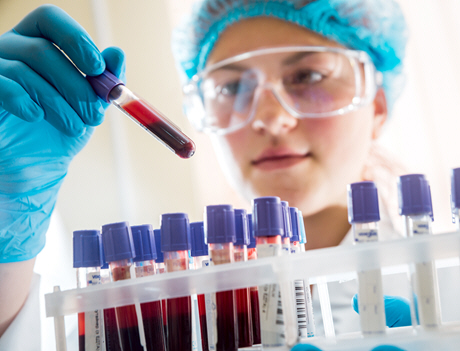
[252,196,284,237]
[73,230,103,268]
[161,213,191,252]
[131,224,157,262]
[348,181,380,223]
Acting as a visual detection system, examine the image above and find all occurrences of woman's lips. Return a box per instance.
[252,150,311,171]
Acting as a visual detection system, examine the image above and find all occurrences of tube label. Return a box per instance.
[202,259,217,351]
[294,280,308,340]
[412,220,430,235]
[357,269,386,335]
[354,228,378,243]
[85,273,105,351]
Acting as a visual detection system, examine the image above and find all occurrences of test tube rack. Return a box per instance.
[46,230,460,351]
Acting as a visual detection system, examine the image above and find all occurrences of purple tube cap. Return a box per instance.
[234,209,250,246]
[252,196,284,237]
[289,207,300,242]
[247,214,256,249]
[86,70,124,103]
[348,181,380,223]
[153,229,164,263]
[161,213,191,252]
[73,230,103,268]
[281,201,292,239]
[451,168,460,210]
[101,221,136,262]
[398,174,432,216]
[190,221,208,257]
[131,224,157,262]
[205,205,236,244]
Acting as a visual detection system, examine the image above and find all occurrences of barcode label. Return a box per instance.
[294,280,308,339]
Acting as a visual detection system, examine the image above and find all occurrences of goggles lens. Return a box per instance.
[185,47,377,134]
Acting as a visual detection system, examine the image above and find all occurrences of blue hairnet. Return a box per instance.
[172,0,408,113]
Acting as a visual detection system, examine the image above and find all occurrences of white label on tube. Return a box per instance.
[191,294,202,351]
[354,228,378,243]
[357,269,386,335]
[85,273,105,351]
[202,259,217,350]
[294,280,308,340]
[414,261,440,328]
[412,220,430,235]
[304,285,316,337]
[257,243,285,347]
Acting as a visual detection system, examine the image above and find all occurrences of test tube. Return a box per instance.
[234,209,254,348]
[205,205,239,351]
[87,71,195,159]
[296,209,315,337]
[451,168,460,230]
[101,222,144,351]
[131,225,166,351]
[252,196,286,347]
[398,174,441,329]
[153,229,168,342]
[281,201,293,255]
[348,182,386,335]
[73,230,105,351]
[247,214,262,345]
[161,213,193,351]
[288,208,309,341]
[190,221,210,351]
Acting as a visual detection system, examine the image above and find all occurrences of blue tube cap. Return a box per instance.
[234,209,250,246]
[190,221,208,257]
[252,196,284,237]
[289,207,300,242]
[86,70,124,103]
[398,174,432,216]
[101,221,135,262]
[451,168,460,210]
[73,230,103,268]
[161,213,191,252]
[153,229,164,263]
[281,201,292,239]
[247,214,256,249]
[131,224,157,262]
[298,210,307,244]
[347,181,380,223]
[205,205,236,244]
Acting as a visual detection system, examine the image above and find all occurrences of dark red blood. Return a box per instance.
[198,294,209,351]
[236,288,253,348]
[141,300,166,351]
[166,296,192,351]
[104,308,122,351]
[215,290,238,351]
[250,288,262,344]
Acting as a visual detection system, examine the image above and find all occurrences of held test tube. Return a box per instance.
[234,209,254,348]
[87,71,195,159]
[348,182,386,335]
[131,225,167,351]
[398,174,441,329]
[190,221,210,351]
[253,196,286,348]
[101,222,145,351]
[73,230,106,351]
[247,214,262,345]
[161,213,193,351]
[205,205,238,351]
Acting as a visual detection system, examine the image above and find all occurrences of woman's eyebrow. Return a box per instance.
[282,51,315,66]
[213,63,247,72]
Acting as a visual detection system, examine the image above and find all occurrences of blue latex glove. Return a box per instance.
[291,344,405,351]
[0,5,126,262]
[352,294,412,328]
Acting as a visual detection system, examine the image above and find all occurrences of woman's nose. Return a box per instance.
[250,87,298,136]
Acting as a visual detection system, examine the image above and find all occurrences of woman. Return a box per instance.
[0,0,409,349]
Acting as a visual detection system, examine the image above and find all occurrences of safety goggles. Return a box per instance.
[183,46,382,135]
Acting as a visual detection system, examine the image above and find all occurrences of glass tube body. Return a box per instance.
[208,242,238,351]
[247,248,261,345]
[164,250,192,351]
[233,245,254,348]
[76,267,105,351]
[404,213,441,329]
[101,268,122,351]
[352,221,386,335]
[134,260,166,351]
[193,255,210,351]
[108,85,195,159]
[256,236,285,347]
[109,259,144,351]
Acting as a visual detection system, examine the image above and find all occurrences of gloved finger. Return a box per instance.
[0,74,44,122]
[0,57,86,136]
[0,31,105,127]
[12,4,104,75]
[371,346,406,351]
[352,294,412,328]
[291,344,323,351]
[97,47,127,110]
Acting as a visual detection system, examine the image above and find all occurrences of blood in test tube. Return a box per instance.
[247,214,262,345]
[206,205,239,351]
[161,213,193,351]
[73,230,105,351]
[253,196,286,348]
[101,222,144,351]
[132,224,166,351]
[153,228,168,341]
[233,209,254,348]
[190,221,210,351]
[87,71,196,159]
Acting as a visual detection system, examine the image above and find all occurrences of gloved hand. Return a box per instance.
[352,294,412,327]
[291,343,406,351]
[0,5,126,263]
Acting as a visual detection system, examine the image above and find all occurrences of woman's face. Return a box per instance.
[206,18,386,215]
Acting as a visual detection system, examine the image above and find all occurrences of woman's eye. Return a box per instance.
[287,70,325,85]
[218,81,241,96]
